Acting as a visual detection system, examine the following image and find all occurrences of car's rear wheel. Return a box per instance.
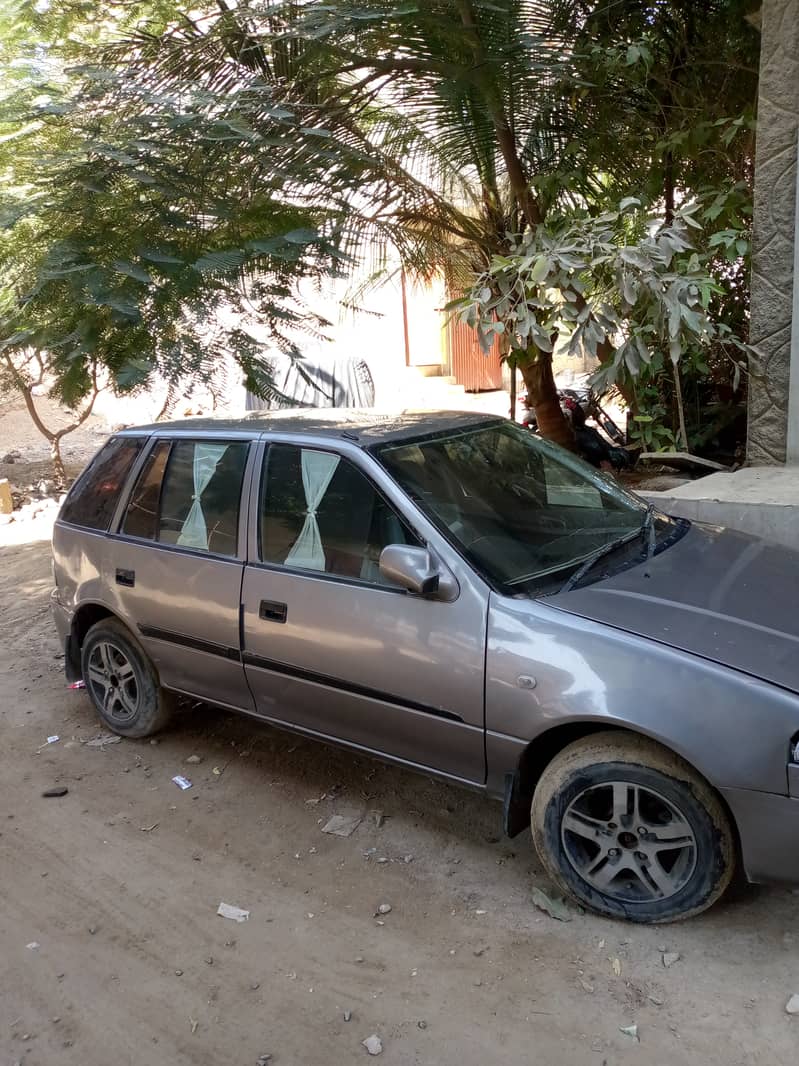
[531,731,735,922]
[81,618,174,738]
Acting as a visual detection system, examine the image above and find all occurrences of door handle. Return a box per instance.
[116,568,135,588]
[259,600,287,624]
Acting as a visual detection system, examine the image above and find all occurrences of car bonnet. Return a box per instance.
[548,522,799,695]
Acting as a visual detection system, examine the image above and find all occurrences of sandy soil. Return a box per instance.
[2,524,799,1066]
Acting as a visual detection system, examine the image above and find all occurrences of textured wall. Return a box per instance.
[748,0,799,464]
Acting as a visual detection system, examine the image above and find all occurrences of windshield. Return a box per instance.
[375,420,647,593]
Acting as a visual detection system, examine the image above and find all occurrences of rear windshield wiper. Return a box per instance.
[558,525,646,595]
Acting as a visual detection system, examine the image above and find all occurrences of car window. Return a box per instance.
[121,440,171,540]
[376,421,645,592]
[59,437,145,531]
[155,440,249,556]
[260,444,420,584]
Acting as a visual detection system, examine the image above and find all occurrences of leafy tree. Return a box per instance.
[1,0,760,462]
[0,0,355,475]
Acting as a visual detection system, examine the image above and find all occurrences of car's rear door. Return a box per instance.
[106,433,257,712]
[240,438,488,785]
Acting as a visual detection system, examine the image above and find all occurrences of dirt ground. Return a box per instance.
[1,394,798,1065]
[3,527,799,1066]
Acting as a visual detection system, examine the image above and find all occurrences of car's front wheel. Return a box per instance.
[81,618,174,738]
[531,731,735,922]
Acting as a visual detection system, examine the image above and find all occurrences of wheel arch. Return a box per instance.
[67,602,120,678]
[504,721,742,866]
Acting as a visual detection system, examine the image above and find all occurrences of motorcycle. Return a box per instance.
[520,385,634,471]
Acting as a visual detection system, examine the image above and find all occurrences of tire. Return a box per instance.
[531,731,735,923]
[81,618,174,738]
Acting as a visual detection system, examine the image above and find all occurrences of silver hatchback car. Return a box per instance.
[51,410,799,922]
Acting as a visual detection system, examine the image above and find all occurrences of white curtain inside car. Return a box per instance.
[176,443,228,549]
[285,449,340,570]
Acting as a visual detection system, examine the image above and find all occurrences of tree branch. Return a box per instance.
[2,352,55,442]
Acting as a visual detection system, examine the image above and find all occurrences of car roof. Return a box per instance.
[116,408,504,445]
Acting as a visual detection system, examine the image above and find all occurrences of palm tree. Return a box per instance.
[81,0,592,445]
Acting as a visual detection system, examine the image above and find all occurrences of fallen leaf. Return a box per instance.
[321,812,362,837]
[532,886,572,922]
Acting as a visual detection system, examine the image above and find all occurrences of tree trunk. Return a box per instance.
[517,350,575,450]
[672,359,689,451]
[50,437,67,486]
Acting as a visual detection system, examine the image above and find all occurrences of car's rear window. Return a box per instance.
[59,437,145,531]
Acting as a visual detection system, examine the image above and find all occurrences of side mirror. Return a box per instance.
[379,545,458,601]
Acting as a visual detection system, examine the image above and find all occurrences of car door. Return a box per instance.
[106,434,256,713]
[240,439,488,785]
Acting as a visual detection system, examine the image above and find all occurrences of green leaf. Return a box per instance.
[140,250,184,265]
[283,228,319,244]
[113,260,152,285]
[529,256,550,283]
[192,250,246,274]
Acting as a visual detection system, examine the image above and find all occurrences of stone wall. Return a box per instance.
[748,0,799,464]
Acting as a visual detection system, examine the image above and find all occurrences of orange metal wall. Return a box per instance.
[448,319,504,391]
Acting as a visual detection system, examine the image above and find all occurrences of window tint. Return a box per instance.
[60,437,144,531]
[260,444,419,585]
[156,440,248,556]
[121,440,171,540]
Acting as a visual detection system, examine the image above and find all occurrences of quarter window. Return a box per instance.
[59,437,145,531]
[260,444,419,584]
[121,440,171,540]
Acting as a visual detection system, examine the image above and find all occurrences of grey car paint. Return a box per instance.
[240,436,488,784]
[554,523,799,698]
[50,410,799,889]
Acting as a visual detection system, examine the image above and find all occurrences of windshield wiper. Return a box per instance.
[642,503,657,560]
[559,506,658,595]
[558,528,643,594]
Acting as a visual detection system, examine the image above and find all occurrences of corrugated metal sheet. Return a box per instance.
[448,318,504,391]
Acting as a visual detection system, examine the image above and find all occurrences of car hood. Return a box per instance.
[550,523,799,694]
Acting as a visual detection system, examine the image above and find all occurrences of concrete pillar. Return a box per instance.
[748,0,799,464]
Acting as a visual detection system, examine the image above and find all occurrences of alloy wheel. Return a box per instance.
[86,640,140,725]
[561,780,697,903]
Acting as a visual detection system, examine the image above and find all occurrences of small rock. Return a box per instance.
[256,1056,272,1065]
[619,1024,639,1041]
[578,978,594,994]
[648,993,664,1006]
[355,956,364,963]
[88,926,97,935]
[662,952,681,968]
[42,787,68,798]
[149,739,159,746]
[362,1034,383,1056]
[175,970,183,976]
[344,1010,352,1022]
[417,1020,427,1030]
[26,941,41,951]
[205,956,214,965]
[250,983,260,991]
[185,755,202,764]
[376,902,392,915]
[786,994,799,1015]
